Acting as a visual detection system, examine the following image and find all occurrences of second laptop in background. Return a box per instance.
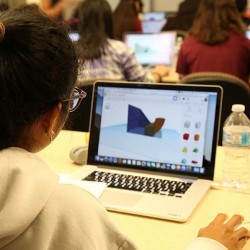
[142,11,167,33]
[123,32,176,67]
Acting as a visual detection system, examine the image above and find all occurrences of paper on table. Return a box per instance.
[59,174,106,199]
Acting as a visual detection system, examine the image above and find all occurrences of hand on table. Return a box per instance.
[150,65,170,82]
[153,65,169,77]
[198,213,250,250]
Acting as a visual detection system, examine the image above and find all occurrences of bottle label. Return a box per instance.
[223,131,249,146]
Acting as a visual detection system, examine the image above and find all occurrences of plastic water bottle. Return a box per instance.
[222,104,250,189]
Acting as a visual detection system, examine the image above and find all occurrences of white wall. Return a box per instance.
[108,0,250,12]
[107,0,183,12]
[107,0,119,10]
[26,0,39,4]
[152,0,182,12]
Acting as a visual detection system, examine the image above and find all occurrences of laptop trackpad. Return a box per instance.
[100,189,142,207]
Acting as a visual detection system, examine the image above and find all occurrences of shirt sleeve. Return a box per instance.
[184,237,228,250]
[121,46,148,82]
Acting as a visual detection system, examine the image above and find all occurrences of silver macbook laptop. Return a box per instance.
[72,81,222,222]
[123,32,176,67]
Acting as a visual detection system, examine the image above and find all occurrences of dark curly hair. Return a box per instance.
[0,4,78,150]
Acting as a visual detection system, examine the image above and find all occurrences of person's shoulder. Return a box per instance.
[107,38,133,55]
[49,182,105,214]
[42,183,136,250]
[181,35,199,48]
[184,35,198,42]
[229,32,250,48]
[108,39,128,49]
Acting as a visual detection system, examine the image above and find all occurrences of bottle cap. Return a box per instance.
[232,104,245,112]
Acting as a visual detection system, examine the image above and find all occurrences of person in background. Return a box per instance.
[75,0,168,83]
[113,0,143,41]
[0,1,8,11]
[176,0,250,86]
[0,4,249,250]
[161,0,201,32]
[235,0,250,27]
[40,0,81,19]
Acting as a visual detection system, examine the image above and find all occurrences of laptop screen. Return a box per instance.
[123,32,176,66]
[246,29,250,39]
[88,81,222,180]
[68,31,80,42]
[143,11,166,21]
[141,19,167,33]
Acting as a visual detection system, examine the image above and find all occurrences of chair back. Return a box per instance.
[180,72,250,145]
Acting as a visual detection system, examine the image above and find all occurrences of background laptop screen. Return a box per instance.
[141,20,167,33]
[143,11,166,21]
[142,11,167,33]
[68,31,80,42]
[246,29,250,39]
[88,82,222,180]
[123,32,176,66]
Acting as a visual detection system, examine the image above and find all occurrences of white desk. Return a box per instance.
[37,130,250,250]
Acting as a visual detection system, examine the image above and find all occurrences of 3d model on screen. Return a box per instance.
[127,105,165,137]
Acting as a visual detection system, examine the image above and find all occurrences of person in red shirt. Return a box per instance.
[176,0,250,86]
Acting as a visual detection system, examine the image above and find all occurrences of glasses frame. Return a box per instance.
[61,86,87,112]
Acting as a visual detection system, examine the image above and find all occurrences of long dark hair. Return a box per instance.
[76,0,114,60]
[0,4,78,150]
[190,0,246,44]
[113,0,138,40]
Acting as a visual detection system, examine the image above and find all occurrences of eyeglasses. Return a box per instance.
[62,87,87,112]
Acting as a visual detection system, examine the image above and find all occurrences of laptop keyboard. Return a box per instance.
[83,171,193,198]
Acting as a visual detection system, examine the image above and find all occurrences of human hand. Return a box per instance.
[152,65,169,78]
[198,213,250,250]
[150,65,170,82]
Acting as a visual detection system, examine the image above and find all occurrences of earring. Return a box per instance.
[49,131,55,142]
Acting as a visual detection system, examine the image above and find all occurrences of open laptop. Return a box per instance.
[71,81,222,222]
[143,11,166,21]
[246,29,250,39]
[141,19,167,33]
[123,32,176,67]
[68,31,80,42]
[142,11,167,33]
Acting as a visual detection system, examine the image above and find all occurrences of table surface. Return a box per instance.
[37,130,250,250]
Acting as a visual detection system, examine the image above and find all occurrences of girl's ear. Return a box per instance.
[42,103,62,137]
